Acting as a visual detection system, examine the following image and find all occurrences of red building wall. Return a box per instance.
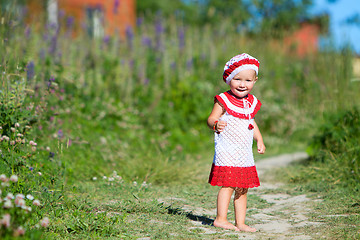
[27,0,136,37]
[58,0,135,37]
[284,23,320,57]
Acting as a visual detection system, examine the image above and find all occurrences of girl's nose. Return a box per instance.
[239,81,246,87]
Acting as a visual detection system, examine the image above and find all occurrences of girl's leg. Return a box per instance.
[213,187,238,230]
[234,188,256,232]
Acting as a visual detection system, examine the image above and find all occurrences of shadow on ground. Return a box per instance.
[167,207,214,226]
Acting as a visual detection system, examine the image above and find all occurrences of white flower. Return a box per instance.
[37,172,42,176]
[141,181,148,188]
[92,177,97,181]
[16,199,26,207]
[103,176,107,180]
[15,123,20,128]
[16,194,25,199]
[3,200,13,208]
[133,181,138,186]
[13,226,25,236]
[6,193,14,200]
[26,194,34,200]
[33,199,41,206]
[46,146,51,151]
[40,217,50,227]
[10,175,18,182]
[0,174,7,182]
[1,214,11,228]
[11,127,16,132]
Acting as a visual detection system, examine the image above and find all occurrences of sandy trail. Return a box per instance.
[171,152,323,239]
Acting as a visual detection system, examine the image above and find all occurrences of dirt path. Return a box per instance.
[164,152,324,239]
[249,152,322,239]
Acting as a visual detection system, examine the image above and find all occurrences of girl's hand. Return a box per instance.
[215,120,227,132]
[257,141,266,154]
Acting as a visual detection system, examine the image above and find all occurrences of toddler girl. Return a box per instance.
[207,53,265,232]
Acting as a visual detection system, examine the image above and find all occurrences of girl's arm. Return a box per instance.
[253,120,266,154]
[207,102,227,132]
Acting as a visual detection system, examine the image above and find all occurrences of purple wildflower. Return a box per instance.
[155,18,164,35]
[58,9,65,19]
[49,22,58,31]
[26,61,35,81]
[48,35,57,55]
[103,35,110,45]
[137,17,143,27]
[126,25,134,49]
[141,36,152,48]
[178,27,185,50]
[129,59,135,69]
[43,32,49,42]
[66,16,74,30]
[155,17,164,51]
[113,0,120,14]
[57,129,64,138]
[25,25,31,39]
[47,76,55,88]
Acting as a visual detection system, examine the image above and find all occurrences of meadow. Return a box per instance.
[0,7,359,239]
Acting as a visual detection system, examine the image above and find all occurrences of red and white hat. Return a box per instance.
[223,53,260,85]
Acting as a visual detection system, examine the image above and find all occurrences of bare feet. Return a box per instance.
[213,219,239,231]
[236,224,257,232]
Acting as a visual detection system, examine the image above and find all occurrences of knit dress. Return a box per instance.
[208,91,261,188]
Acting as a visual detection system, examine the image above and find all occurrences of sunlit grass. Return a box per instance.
[1,4,360,238]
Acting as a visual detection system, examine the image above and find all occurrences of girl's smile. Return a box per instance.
[229,69,257,98]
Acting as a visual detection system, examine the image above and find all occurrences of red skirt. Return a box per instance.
[208,163,260,188]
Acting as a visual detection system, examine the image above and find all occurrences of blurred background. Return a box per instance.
[1,0,359,185]
[1,0,359,238]
[1,0,360,184]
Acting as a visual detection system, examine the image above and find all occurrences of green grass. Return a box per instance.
[1,3,360,238]
[275,163,360,240]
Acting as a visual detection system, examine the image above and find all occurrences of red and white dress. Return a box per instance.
[208,91,261,188]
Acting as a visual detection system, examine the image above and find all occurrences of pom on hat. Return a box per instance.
[223,53,260,85]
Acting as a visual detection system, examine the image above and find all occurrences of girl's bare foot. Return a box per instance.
[236,224,256,232]
[213,219,239,231]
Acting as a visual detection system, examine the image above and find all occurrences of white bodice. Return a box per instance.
[213,112,255,167]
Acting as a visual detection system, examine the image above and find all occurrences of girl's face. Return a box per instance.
[229,69,257,98]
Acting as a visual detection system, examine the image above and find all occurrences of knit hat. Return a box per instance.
[223,53,260,85]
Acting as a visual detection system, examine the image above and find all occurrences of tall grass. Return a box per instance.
[1,3,360,238]
[1,6,359,183]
